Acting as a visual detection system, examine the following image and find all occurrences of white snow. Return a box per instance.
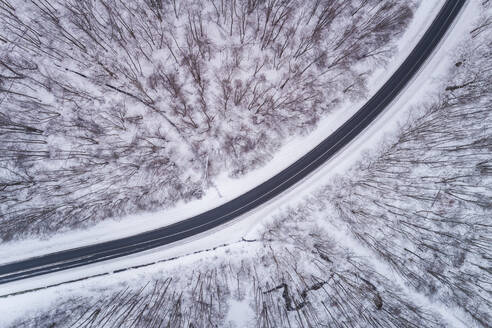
[0,1,482,326]
[225,298,255,328]
[307,211,471,328]
[0,0,448,266]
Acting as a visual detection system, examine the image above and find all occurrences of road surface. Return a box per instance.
[0,0,466,285]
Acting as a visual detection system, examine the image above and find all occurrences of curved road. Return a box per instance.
[0,0,465,285]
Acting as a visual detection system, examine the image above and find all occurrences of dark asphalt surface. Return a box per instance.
[0,0,465,285]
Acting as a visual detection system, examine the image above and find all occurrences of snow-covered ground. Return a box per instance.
[0,0,477,298]
[0,0,418,241]
[0,0,487,326]
[0,0,449,265]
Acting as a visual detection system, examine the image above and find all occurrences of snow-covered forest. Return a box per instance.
[0,0,416,240]
[7,2,491,327]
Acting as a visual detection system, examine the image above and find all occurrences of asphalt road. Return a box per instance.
[0,0,466,285]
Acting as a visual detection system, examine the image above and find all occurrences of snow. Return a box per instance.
[0,0,474,295]
[0,239,263,327]
[308,212,471,328]
[225,299,255,328]
[0,0,448,266]
[0,1,483,324]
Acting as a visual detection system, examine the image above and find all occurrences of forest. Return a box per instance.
[7,2,491,327]
[0,0,415,239]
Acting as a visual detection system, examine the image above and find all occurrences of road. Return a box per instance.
[0,0,466,285]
